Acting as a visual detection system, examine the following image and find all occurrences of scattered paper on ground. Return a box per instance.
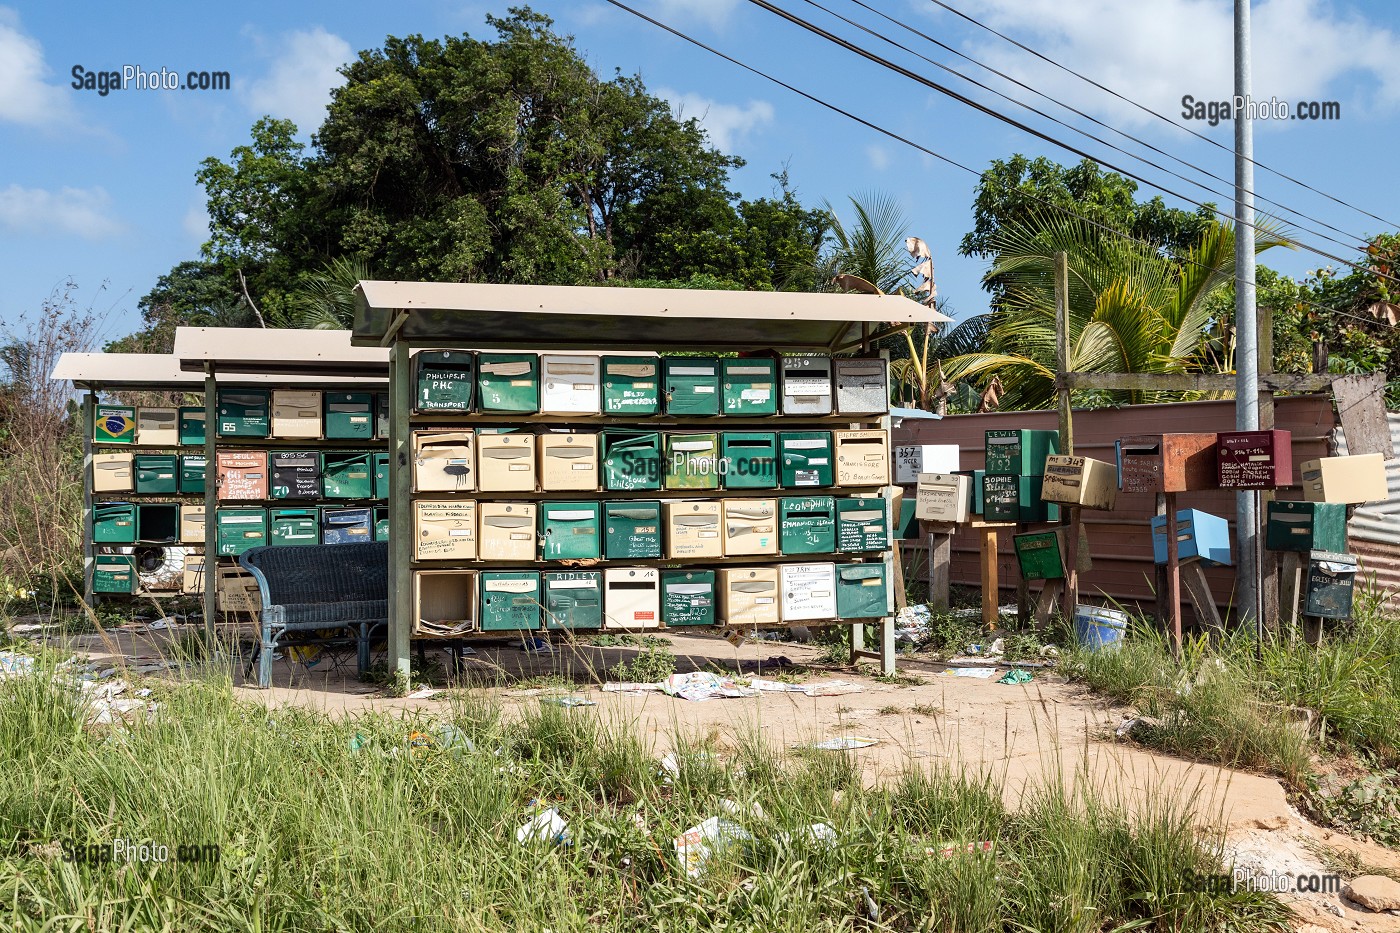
[803,736,880,751]
[673,816,751,877]
[941,667,999,679]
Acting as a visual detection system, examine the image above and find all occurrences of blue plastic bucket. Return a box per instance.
[1075,605,1128,650]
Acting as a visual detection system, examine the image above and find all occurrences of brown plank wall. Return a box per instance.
[893,395,1343,623]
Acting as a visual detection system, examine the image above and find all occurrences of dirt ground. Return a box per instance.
[37,623,1400,931]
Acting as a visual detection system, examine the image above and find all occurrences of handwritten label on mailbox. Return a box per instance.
[1216,430,1291,489]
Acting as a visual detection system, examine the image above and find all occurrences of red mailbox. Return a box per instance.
[1117,433,1218,493]
[1216,429,1292,489]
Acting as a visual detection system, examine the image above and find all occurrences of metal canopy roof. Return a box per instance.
[351,281,949,350]
[174,326,389,377]
[49,352,384,390]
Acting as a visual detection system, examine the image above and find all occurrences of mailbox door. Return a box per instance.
[720,569,780,626]
[413,431,475,493]
[133,455,179,494]
[603,568,661,629]
[539,503,602,561]
[722,499,779,556]
[539,434,599,491]
[178,407,206,446]
[779,496,836,554]
[721,358,778,416]
[780,432,834,488]
[1305,552,1357,619]
[543,572,604,630]
[1266,501,1347,553]
[269,508,319,546]
[477,435,537,493]
[600,357,659,415]
[601,430,662,491]
[270,391,322,439]
[375,507,389,542]
[661,570,716,627]
[94,405,136,444]
[836,563,888,618]
[136,408,179,446]
[1217,429,1291,489]
[216,508,267,556]
[322,453,373,499]
[664,434,720,490]
[269,452,321,499]
[780,356,834,415]
[478,504,537,561]
[836,498,889,552]
[413,501,476,560]
[216,390,270,438]
[415,350,476,412]
[93,503,137,544]
[324,392,375,440]
[834,431,889,486]
[479,572,542,631]
[321,508,373,545]
[373,453,390,499]
[539,355,601,414]
[94,555,137,594]
[179,455,207,495]
[720,432,778,489]
[665,502,723,559]
[780,563,838,621]
[602,501,663,559]
[834,358,889,414]
[662,358,721,416]
[1014,532,1064,580]
[477,354,540,413]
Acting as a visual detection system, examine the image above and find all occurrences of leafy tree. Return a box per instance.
[105,261,250,354]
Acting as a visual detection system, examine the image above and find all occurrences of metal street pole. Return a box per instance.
[1234,0,1262,634]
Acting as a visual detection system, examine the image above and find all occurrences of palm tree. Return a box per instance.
[942,211,1288,410]
[818,192,915,294]
[275,256,372,330]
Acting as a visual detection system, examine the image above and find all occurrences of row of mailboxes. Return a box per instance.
[92,451,388,499]
[413,352,891,417]
[411,496,890,562]
[413,561,890,633]
[411,429,890,493]
[92,393,390,445]
[209,506,389,555]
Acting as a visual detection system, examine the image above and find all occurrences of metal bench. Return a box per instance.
[238,542,388,688]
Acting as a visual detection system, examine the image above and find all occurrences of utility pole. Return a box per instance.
[1234,0,1261,633]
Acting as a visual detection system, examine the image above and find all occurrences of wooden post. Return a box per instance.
[1054,250,1081,623]
[1181,563,1224,636]
[1015,523,1030,626]
[1155,492,1169,627]
[388,340,413,685]
[1034,579,1065,627]
[980,528,1000,629]
[1279,551,1303,642]
[1165,492,1182,656]
[925,521,952,612]
[1062,506,1081,624]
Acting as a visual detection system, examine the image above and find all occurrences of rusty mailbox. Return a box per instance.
[1116,433,1217,493]
[1216,429,1292,489]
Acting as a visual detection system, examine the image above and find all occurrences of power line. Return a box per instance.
[822,0,1371,251]
[923,0,1400,233]
[743,0,1400,291]
[600,0,1391,336]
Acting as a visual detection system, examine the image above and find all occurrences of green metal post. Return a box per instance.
[81,390,95,611]
[389,341,413,683]
[202,366,218,647]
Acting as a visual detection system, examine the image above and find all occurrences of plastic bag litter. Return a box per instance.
[516,807,569,846]
[941,667,999,679]
[541,695,596,708]
[894,604,932,645]
[996,669,1033,685]
[802,735,880,751]
[776,822,838,850]
[673,816,751,877]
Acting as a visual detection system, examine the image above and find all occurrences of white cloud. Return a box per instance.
[647,0,741,30]
[183,201,210,246]
[243,27,351,134]
[866,144,891,171]
[0,185,122,239]
[0,7,78,128]
[946,0,1400,127]
[660,88,775,152]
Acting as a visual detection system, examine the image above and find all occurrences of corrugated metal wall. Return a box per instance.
[1333,413,1400,606]
[892,395,1389,622]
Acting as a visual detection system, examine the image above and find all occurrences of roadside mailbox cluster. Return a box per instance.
[407,351,894,636]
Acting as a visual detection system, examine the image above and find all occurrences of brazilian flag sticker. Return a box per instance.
[94,407,136,443]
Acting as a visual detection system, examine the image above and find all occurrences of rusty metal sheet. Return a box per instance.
[1216,429,1292,489]
[1118,433,1218,494]
[1332,373,1394,459]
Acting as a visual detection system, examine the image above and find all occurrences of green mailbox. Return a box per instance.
[603,500,663,559]
[133,454,178,494]
[93,502,136,544]
[780,431,835,488]
[415,350,475,412]
[269,507,319,546]
[837,497,889,552]
[373,452,390,500]
[374,506,389,542]
[322,452,374,499]
[543,571,604,630]
[982,474,1060,524]
[93,405,136,444]
[539,501,602,561]
[985,429,1059,475]
[721,432,778,489]
[374,393,389,440]
[722,358,778,416]
[955,469,986,515]
[897,498,919,539]
[662,570,716,627]
[178,407,206,446]
[477,353,540,413]
[93,554,136,595]
[479,571,542,631]
[601,356,660,415]
[323,392,375,440]
[179,455,206,494]
[216,389,270,438]
[601,430,663,491]
[836,563,889,619]
[662,357,720,416]
[1014,531,1065,580]
[665,433,720,490]
[1266,501,1348,553]
[216,507,268,556]
[779,496,837,555]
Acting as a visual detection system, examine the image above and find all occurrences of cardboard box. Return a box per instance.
[477,502,537,562]
[179,505,206,544]
[722,498,779,557]
[721,358,778,416]
[540,354,601,414]
[779,496,836,555]
[833,358,889,414]
[779,431,834,488]
[720,432,778,489]
[414,350,475,412]
[543,571,604,630]
[216,566,262,613]
[179,455,206,494]
[914,472,970,523]
[600,357,659,415]
[93,555,136,595]
[321,452,373,499]
[834,430,889,486]
[216,450,268,500]
[477,432,537,493]
[93,502,136,543]
[894,445,959,485]
[321,507,374,545]
[271,390,322,439]
[413,501,478,560]
[719,567,780,627]
[1040,455,1117,510]
[1305,551,1358,619]
[662,358,720,416]
[93,405,136,444]
[538,433,599,491]
[269,507,319,546]
[836,497,889,552]
[135,503,179,543]
[178,407,205,446]
[779,562,837,621]
[414,569,475,635]
[93,452,134,492]
[665,500,723,559]
[661,570,716,627]
[1217,429,1292,489]
[181,554,206,595]
[664,433,720,490]
[1117,433,1217,493]
[323,392,375,440]
[603,567,660,630]
[413,430,475,493]
[835,562,889,619]
[780,355,833,416]
[601,429,662,491]
[985,429,1058,476]
[216,390,270,438]
[1299,454,1389,504]
[215,507,267,556]
[269,451,321,499]
[1265,500,1347,553]
[136,408,179,446]
[602,500,663,559]
[477,353,540,413]
[1150,509,1232,566]
[539,501,601,561]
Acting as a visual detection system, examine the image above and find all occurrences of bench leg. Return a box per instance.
[259,625,276,689]
[358,623,371,676]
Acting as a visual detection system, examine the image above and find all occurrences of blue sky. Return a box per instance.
[4,0,1400,345]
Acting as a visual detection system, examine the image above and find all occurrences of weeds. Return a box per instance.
[608,639,677,683]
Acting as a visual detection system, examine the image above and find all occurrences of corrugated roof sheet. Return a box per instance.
[1334,412,1400,547]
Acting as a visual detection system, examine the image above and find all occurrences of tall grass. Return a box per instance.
[0,660,1289,932]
